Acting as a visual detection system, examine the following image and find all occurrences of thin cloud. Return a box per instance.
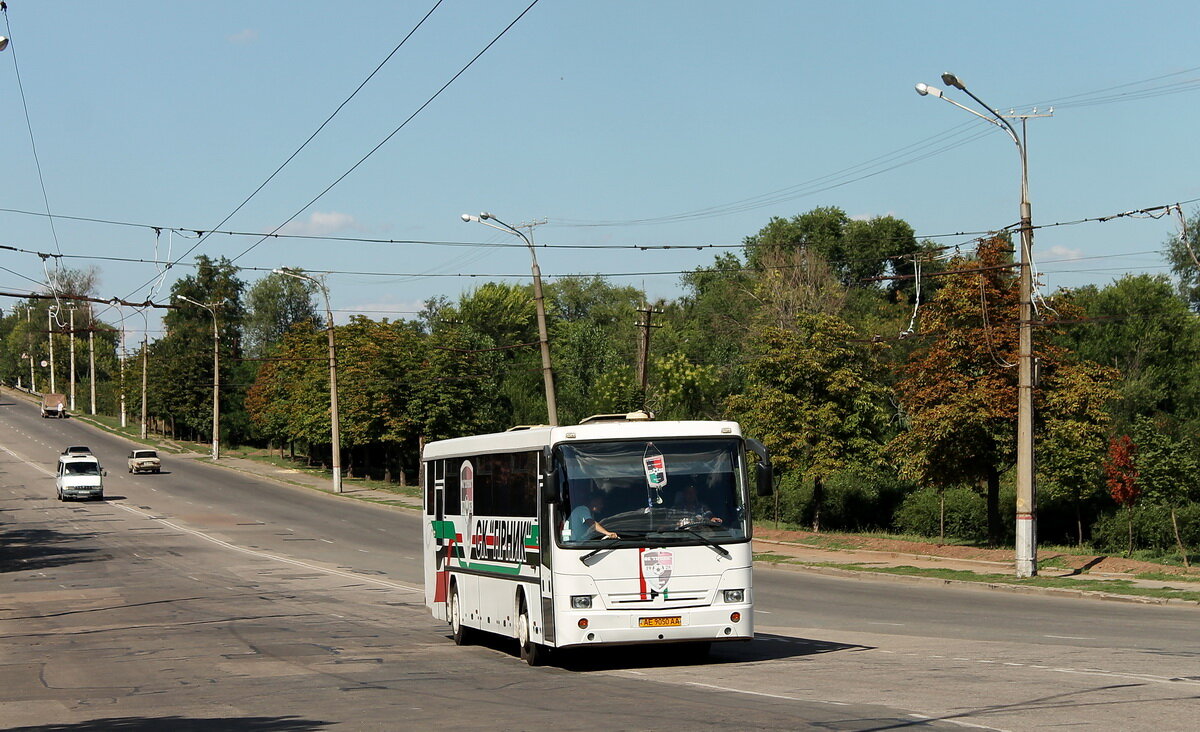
[227,29,259,45]
[278,211,361,237]
[1045,245,1083,260]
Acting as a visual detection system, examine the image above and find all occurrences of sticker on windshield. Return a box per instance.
[644,454,667,487]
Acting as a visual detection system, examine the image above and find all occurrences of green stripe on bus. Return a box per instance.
[456,560,525,575]
[431,520,456,540]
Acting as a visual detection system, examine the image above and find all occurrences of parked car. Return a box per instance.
[128,449,162,474]
[56,454,106,501]
[61,445,92,456]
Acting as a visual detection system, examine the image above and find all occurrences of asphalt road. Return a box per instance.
[2,394,1197,730]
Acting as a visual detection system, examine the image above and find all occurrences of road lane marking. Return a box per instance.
[683,681,849,706]
[868,621,904,626]
[110,502,421,594]
[1043,634,1094,640]
[908,713,1009,731]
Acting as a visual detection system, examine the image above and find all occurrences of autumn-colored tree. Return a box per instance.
[889,236,1119,546]
[1104,434,1139,557]
[889,237,1020,545]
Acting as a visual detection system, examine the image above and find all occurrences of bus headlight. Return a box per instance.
[723,589,745,603]
[571,595,593,609]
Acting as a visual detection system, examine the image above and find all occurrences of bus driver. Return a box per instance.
[567,489,619,540]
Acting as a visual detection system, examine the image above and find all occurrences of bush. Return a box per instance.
[752,463,915,531]
[1092,502,1200,555]
[893,486,988,542]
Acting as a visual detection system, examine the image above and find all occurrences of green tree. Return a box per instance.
[243,271,319,358]
[155,255,247,442]
[1055,274,1200,430]
[1037,359,1120,545]
[1131,417,1198,565]
[728,312,888,531]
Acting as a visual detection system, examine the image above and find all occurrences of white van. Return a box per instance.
[57,454,106,501]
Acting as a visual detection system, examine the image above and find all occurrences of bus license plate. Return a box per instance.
[639,616,681,628]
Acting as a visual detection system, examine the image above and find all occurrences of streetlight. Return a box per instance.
[461,212,558,426]
[916,72,1038,577]
[273,268,343,494]
[175,294,223,461]
[0,37,9,53]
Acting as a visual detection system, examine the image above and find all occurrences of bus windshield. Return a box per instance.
[556,438,748,548]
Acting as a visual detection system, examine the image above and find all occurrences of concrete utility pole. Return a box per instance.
[69,309,77,411]
[47,307,57,394]
[26,307,35,392]
[274,268,343,493]
[88,326,96,415]
[916,72,1052,577]
[140,333,149,440]
[116,303,127,428]
[635,304,663,406]
[461,212,558,426]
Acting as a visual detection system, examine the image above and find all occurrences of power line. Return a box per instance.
[227,0,543,265]
[2,5,62,260]
[110,0,448,309]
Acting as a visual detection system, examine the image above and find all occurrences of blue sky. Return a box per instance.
[1,1,1198,341]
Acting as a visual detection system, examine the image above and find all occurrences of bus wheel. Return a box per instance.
[517,603,547,666]
[449,585,472,646]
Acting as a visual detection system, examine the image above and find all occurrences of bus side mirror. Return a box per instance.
[755,463,773,497]
[745,438,774,497]
[543,448,560,504]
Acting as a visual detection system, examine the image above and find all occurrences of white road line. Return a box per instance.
[868,621,904,626]
[909,713,1010,731]
[110,502,421,594]
[1043,634,1094,640]
[683,681,849,706]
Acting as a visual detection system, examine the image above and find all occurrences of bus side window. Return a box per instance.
[444,460,461,516]
[424,462,434,514]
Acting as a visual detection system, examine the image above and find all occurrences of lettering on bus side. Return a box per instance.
[470,518,535,564]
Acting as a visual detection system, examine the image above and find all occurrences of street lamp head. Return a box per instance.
[460,213,475,223]
[941,72,966,90]
[479,212,493,220]
[914,82,943,98]
[0,37,9,53]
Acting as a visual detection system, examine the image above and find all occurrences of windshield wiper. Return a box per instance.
[670,524,731,558]
[580,537,628,563]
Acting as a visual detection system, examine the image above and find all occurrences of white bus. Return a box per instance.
[422,413,772,665]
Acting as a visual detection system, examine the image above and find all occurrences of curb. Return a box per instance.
[753,558,1200,609]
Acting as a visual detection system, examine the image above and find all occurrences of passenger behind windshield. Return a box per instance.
[673,482,722,526]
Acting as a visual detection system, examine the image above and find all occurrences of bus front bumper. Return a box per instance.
[553,603,753,648]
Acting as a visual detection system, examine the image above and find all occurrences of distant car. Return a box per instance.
[61,445,92,456]
[127,449,162,474]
